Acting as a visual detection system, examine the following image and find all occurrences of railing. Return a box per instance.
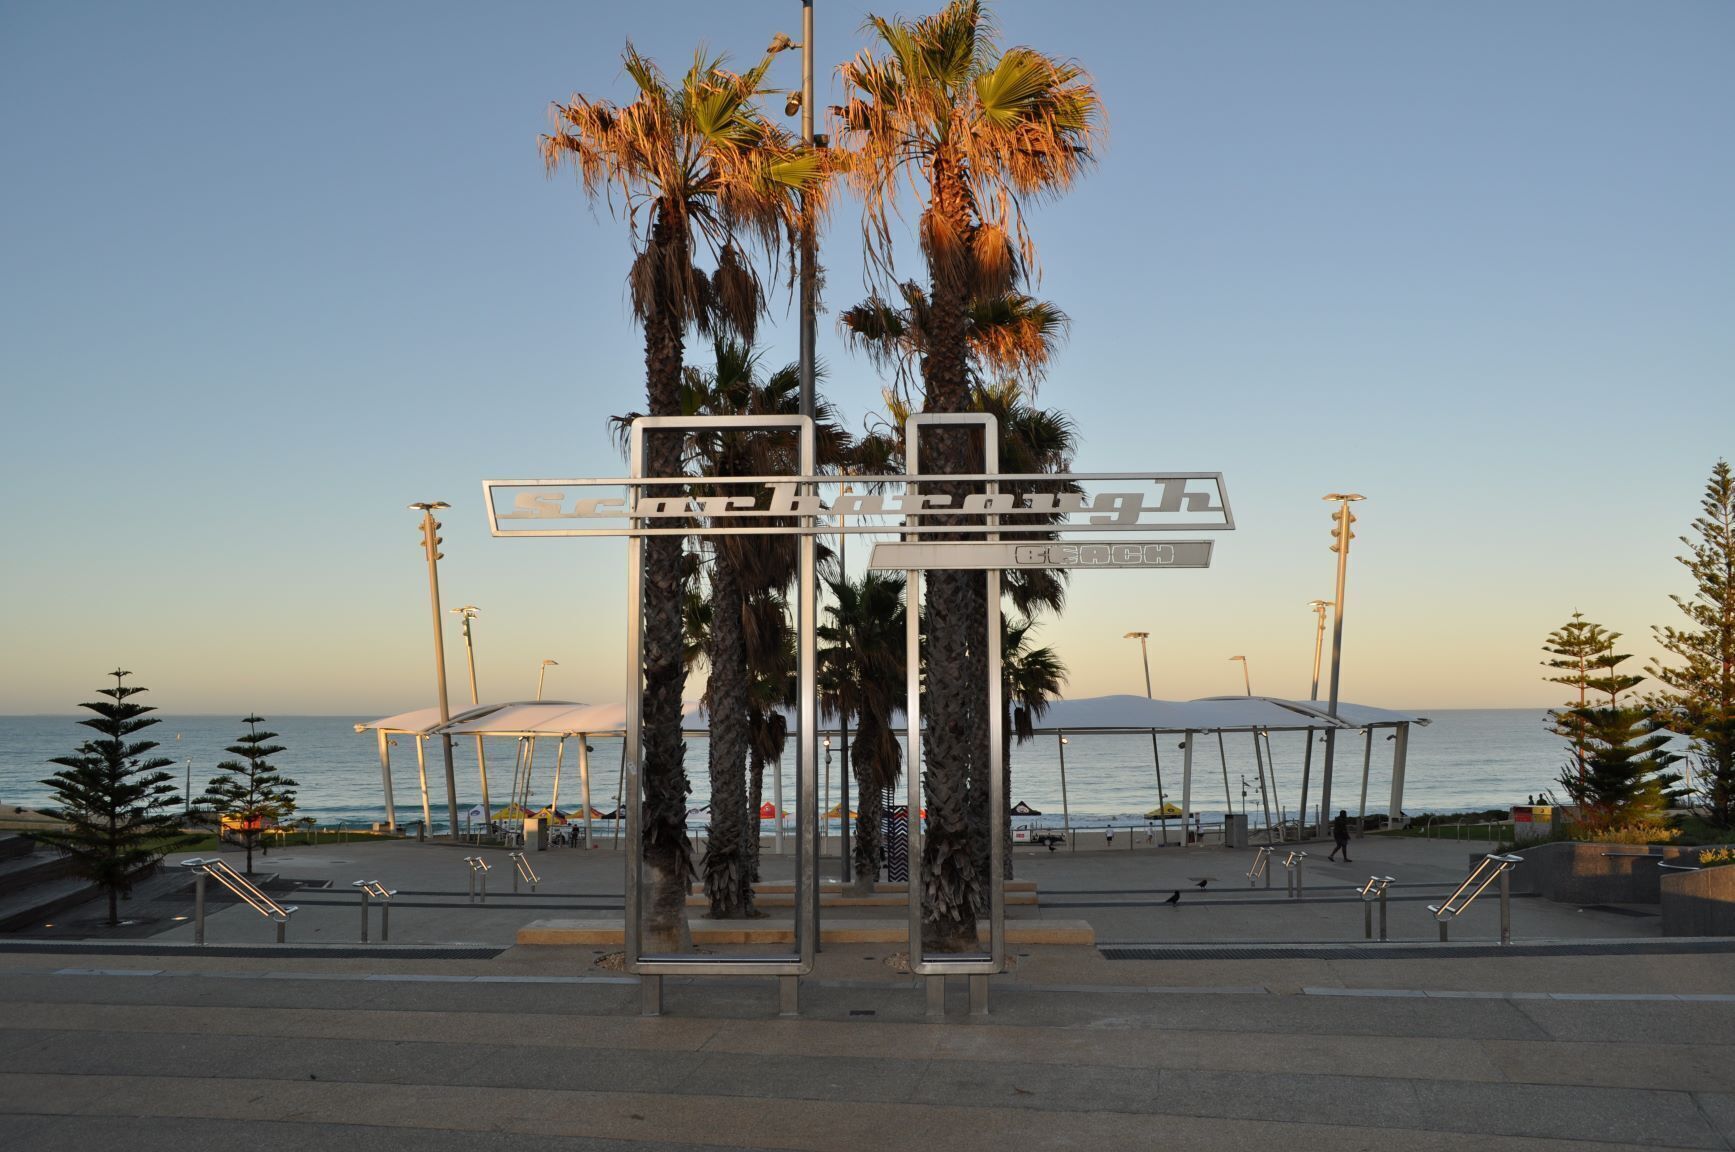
[1247,846,1273,888]
[1281,850,1308,899]
[1428,853,1522,943]
[1354,875,1397,940]
[464,855,492,903]
[182,857,298,944]
[509,851,540,893]
[352,879,396,942]
[1658,861,1702,873]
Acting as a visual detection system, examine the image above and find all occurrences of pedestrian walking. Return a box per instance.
[1327,808,1352,862]
[1104,824,1115,848]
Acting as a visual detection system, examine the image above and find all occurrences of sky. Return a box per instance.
[1,0,1730,716]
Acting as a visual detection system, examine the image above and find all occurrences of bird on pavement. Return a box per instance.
[1194,878,1210,889]
[1164,890,1180,906]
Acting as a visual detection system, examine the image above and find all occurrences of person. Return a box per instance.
[1104,824,1115,847]
[1328,808,1352,862]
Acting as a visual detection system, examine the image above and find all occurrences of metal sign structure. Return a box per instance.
[483,413,1235,1018]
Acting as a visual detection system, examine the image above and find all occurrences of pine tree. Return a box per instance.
[1542,612,1613,785]
[1649,460,1735,827]
[1546,623,1679,831]
[35,669,188,926]
[199,715,297,875]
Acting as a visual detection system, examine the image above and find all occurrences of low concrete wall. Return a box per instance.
[1661,867,1735,937]
[1472,842,1701,904]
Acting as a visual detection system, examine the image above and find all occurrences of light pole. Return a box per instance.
[451,605,491,823]
[536,658,559,702]
[1318,493,1366,833]
[410,501,460,843]
[1125,630,1169,845]
[1298,599,1331,836]
[1229,655,1252,697]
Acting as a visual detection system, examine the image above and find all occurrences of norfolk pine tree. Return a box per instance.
[1545,621,1679,831]
[199,715,298,875]
[1542,612,1614,785]
[1649,460,1735,827]
[35,669,188,926]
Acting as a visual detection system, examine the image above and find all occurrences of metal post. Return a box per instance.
[1181,732,1194,848]
[1320,494,1364,839]
[381,899,390,941]
[1364,898,1373,940]
[779,974,799,1017]
[412,502,460,843]
[641,974,663,1017]
[969,973,989,1017]
[1499,866,1512,945]
[453,606,490,824]
[1387,723,1409,829]
[926,976,946,1018]
[276,919,286,944]
[1150,731,1169,846]
[578,736,594,849]
[194,870,206,945]
[479,867,487,903]
[797,0,815,422]
[1378,884,1388,941]
[360,886,370,943]
[773,753,784,855]
[1296,853,1305,900]
[1057,732,1073,852]
[415,735,433,832]
[1252,731,1274,842]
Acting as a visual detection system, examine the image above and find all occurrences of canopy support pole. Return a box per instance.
[1299,727,1316,837]
[1057,730,1073,853]
[1357,728,1374,837]
[415,735,432,833]
[614,741,626,849]
[579,735,594,848]
[1262,730,1283,835]
[1149,730,1170,846]
[1388,723,1410,829]
[551,737,565,814]
[1252,731,1274,843]
[1181,731,1194,848]
[1217,732,1234,818]
[377,729,397,832]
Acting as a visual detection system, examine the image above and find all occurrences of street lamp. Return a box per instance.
[410,501,460,843]
[1123,631,1153,698]
[1298,599,1332,837]
[1318,492,1366,834]
[1229,655,1252,697]
[451,604,490,820]
[536,659,559,702]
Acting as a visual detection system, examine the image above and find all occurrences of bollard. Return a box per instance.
[276,918,286,944]
[381,898,390,942]
[466,860,476,904]
[359,885,370,943]
[1364,897,1374,940]
[1378,883,1389,941]
[194,869,207,946]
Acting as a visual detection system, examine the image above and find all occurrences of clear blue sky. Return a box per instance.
[2,0,1730,715]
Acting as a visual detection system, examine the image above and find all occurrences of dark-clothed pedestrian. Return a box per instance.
[1328,809,1352,862]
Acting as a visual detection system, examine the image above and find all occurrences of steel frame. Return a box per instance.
[623,415,818,990]
[903,414,1005,987]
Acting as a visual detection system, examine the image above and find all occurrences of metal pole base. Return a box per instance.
[640,974,663,1017]
[968,974,989,1018]
[381,902,390,942]
[275,920,286,944]
[779,975,800,1018]
[926,976,946,1018]
[1438,922,1449,942]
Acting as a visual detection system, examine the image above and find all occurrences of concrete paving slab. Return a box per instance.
[1410,1078,1729,1149]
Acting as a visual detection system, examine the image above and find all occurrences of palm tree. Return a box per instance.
[1002,617,1067,879]
[837,5,1100,949]
[545,48,826,949]
[820,572,910,894]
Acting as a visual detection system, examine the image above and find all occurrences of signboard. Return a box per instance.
[868,539,1213,571]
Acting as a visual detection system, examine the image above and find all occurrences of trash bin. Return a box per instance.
[1223,813,1249,849]
[522,816,548,851]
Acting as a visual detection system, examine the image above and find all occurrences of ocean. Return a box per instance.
[1,708,1569,834]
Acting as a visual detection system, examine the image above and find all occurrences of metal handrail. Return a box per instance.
[464,855,491,903]
[1247,846,1273,888]
[1427,853,1522,943]
[1281,850,1308,900]
[351,879,396,942]
[1353,875,1396,941]
[1658,861,1702,872]
[509,850,540,892]
[181,857,298,944]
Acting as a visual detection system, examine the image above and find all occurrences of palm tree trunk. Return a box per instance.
[1001,697,1016,881]
[638,214,695,952]
[703,550,753,917]
[850,715,887,896]
[916,157,984,952]
[747,740,766,891]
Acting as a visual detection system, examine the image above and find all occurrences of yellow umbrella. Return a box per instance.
[493,803,533,821]
[823,803,858,819]
[1144,803,1182,819]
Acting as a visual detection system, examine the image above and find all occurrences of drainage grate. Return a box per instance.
[0,941,506,960]
[1100,939,1735,961]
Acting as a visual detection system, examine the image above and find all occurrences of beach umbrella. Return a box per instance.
[1144,802,1182,819]
[823,803,857,819]
[758,801,778,819]
[493,803,534,821]
[533,806,569,825]
[1011,801,1042,816]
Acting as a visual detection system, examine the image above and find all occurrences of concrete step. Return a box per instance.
[684,889,1038,908]
[0,874,101,932]
[687,879,1039,894]
[0,833,34,862]
[518,917,1094,947]
[0,851,77,900]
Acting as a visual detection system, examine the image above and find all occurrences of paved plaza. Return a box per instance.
[2,834,1733,1149]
